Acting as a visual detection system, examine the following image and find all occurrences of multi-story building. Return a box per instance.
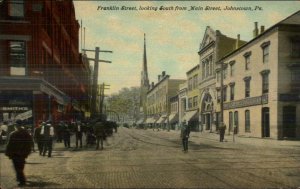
[145,71,185,129]
[217,11,300,139]
[182,65,200,131]
[198,26,246,132]
[0,0,91,127]
[178,82,187,127]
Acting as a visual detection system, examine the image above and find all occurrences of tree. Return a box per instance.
[106,87,140,122]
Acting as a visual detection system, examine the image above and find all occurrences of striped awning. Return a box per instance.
[182,110,198,122]
[156,116,167,124]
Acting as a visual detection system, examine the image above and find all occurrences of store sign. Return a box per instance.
[224,94,268,110]
[0,107,29,111]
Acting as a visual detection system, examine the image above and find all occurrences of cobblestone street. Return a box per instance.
[1,127,300,189]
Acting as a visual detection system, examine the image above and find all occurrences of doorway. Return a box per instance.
[262,107,270,137]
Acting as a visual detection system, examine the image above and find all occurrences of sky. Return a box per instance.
[73,1,300,95]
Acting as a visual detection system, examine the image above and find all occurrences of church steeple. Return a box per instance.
[140,33,150,117]
[142,33,149,88]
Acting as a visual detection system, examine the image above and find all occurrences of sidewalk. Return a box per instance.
[142,128,300,149]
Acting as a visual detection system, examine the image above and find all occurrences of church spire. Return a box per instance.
[142,33,149,88]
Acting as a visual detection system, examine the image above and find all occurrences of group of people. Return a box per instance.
[4,118,118,187]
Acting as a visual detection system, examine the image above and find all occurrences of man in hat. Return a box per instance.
[5,120,33,187]
[180,120,190,152]
[40,122,55,157]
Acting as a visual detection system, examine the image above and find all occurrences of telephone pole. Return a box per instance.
[98,83,110,115]
[82,47,112,118]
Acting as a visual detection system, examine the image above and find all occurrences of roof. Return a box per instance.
[218,10,300,63]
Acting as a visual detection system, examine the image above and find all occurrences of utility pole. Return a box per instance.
[82,47,112,118]
[98,83,110,115]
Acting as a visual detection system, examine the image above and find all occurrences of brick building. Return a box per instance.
[0,0,91,127]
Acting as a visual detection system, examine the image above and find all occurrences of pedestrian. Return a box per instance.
[75,121,83,148]
[41,122,55,157]
[62,122,71,148]
[93,119,106,150]
[219,122,226,142]
[5,120,33,187]
[180,120,190,152]
[34,122,44,155]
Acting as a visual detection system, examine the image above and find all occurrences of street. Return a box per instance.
[1,127,300,189]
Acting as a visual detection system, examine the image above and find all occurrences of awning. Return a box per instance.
[167,113,178,124]
[0,76,70,105]
[182,110,198,122]
[136,118,145,124]
[156,116,167,124]
[146,117,155,124]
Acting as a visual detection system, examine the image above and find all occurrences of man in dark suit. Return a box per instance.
[180,120,190,152]
[5,120,33,187]
[75,121,83,148]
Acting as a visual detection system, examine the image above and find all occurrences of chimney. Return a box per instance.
[235,34,240,49]
[253,22,259,38]
[260,25,265,34]
[162,71,166,77]
[158,75,161,81]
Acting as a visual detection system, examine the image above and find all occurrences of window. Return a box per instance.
[244,77,251,98]
[260,70,270,94]
[209,56,213,76]
[230,61,235,76]
[188,98,192,109]
[245,110,250,132]
[193,96,198,107]
[244,51,251,70]
[262,45,269,63]
[262,73,269,94]
[216,71,220,82]
[291,40,300,58]
[188,78,193,91]
[230,84,235,101]
[202,61,205,79]
[216,88,221,103]
[223,86,227,102]
[223,67,227,79]
[206,60,209,78]
[245,56,250,70]
[8,0,24,17]
[9,41,26,76]
[193,74,198,89]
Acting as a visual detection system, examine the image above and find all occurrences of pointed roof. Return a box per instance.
[199,26,217,51]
